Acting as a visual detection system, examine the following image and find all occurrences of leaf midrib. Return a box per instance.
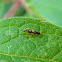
[0,53,57,62]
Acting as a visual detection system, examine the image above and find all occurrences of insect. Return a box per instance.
[23,28,40,34]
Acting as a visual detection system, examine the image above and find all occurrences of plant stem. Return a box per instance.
[3,0,21,19]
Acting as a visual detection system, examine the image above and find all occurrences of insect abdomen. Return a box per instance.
[34,31,40,34]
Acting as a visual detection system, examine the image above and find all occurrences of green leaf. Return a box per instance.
[0,17,62,62]
[29,0,62,27]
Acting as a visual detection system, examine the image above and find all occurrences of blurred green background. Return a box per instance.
[0,0,62,27]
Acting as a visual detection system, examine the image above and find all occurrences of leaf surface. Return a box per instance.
[0,17,62,62]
